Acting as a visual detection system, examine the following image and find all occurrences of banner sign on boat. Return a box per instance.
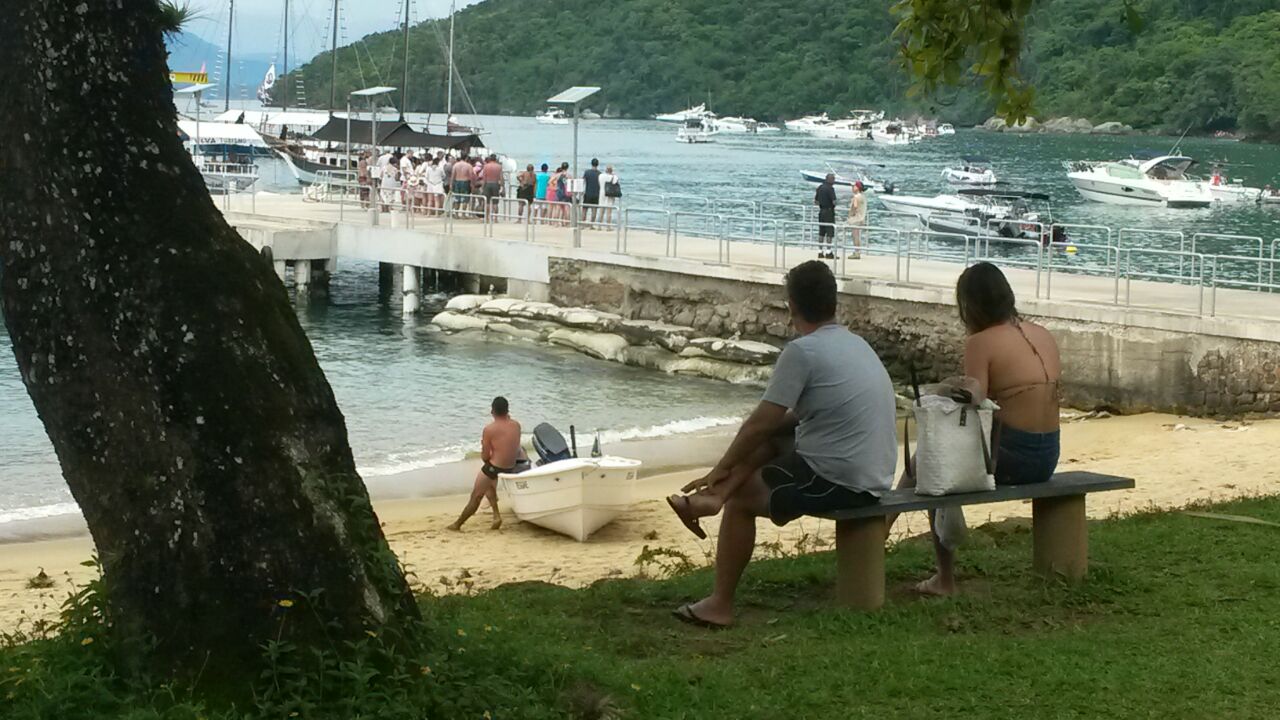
[170,71,209,84]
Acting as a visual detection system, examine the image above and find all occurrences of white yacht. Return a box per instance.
[711,116,761,133]
[938,123,957,136]
[878,192,982,219]
[1066,155,1214,208]
[676,117,718,143]
[755,122,781,133]
[942,156,998,185]
[784,113,831,132]
[535,107,570,125]
[655,103,710,123]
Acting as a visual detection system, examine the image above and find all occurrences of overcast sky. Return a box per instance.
[184,0,481,64]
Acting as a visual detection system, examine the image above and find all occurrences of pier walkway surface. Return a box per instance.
[218,193,1279,339]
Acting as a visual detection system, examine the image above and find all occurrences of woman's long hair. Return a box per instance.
[956,262,1018,334]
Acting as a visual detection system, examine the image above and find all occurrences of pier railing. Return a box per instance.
[254,186,1280,319]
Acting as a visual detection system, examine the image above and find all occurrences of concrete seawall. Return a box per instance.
[548,258,1280,417]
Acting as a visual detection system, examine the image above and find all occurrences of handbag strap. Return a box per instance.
[973,408,995,476]
[903,412,915,483]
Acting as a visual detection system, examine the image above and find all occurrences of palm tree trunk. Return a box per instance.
[0,0,418,681]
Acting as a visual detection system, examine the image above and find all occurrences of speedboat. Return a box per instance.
[870,120,916,145]
[498,424,642,542]
[1262,187,1280,205]
[755,122,781,133]
[942,156,998,185]
[917,189,1059,245]
[676,117,718,143]
[655,103,710,123]
[1065,154,1214,208]
[710,116,758,133]
[878,192,982,219]
[800,159,896,194]
[1204,168,1262,203]
[535,107,570,125]
[938,123,957,136]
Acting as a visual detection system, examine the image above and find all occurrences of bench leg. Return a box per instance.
[1032,494,1087,580]
[835,517,886,610]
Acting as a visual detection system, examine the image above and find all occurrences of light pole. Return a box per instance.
[547,86,601,248]
[351,86,397,224]
[175,82,218,165]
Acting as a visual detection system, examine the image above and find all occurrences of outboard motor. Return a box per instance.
[531,423,574,466]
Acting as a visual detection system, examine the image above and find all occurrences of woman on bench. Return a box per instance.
[901,261,1063,596]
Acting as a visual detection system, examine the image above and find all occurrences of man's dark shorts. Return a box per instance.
[481,462,516,481]
[583,194,600,206]
[453,180,471,195]
[762,450,878,525]
[483,182,501,199]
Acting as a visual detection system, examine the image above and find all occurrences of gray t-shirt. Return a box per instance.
[762,324,897,495]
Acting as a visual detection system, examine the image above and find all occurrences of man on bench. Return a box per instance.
[666,260,898,629]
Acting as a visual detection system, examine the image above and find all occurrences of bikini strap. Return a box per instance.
[1012,319,1051,385]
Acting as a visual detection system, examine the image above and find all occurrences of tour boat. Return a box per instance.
[499,457,643,542]
[655,103,711,123]
[1065,155,1214,208]
[192,153,259,193]
[942,156,999,185]
[535,107,570,125]
[676,118,718,143]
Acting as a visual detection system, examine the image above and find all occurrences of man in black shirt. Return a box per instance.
[814,173,838,259]
[582,158,602,227]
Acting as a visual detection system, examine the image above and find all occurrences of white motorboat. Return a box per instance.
[784,113,831,132]
[500,457,642,542]
[938,123,957,136]
[655,103,710,123]
[942,156,999,185]
[580,109,602,120]
[1262,188,1280,205]
[535,107,570,125]
[800,159,896,194]
[1204,169,1262,203]
[1066,154,1214,208]
[711,116,764,133]
[676,117,718,143]
[810,118,873,141]
[755,122,781,133]
[870,120,916,145]
[915,189,1058,245]
[878,192,982,219]
[193,153,259,193]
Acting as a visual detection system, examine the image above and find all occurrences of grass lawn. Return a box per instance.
[4,496,1279,719]
[433,496,1280,719]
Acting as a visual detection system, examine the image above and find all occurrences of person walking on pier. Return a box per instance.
[848,181,867,260]
[815,173,838,259]
[517,164,537,223]
[582,158,602,228]
[448,397,524,532]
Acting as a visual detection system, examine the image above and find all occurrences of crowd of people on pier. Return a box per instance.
[354,149,622,227]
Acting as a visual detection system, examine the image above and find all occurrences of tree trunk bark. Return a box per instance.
[0,0,418,681]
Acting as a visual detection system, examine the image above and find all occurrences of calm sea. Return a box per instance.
[3,113,1279,527]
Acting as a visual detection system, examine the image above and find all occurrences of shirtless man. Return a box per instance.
[448,397,522,531]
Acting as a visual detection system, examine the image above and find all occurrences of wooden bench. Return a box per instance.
[814,471,1135,610]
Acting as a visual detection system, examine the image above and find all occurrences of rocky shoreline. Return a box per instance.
[979,115,1136,135]
[430,295,780,386]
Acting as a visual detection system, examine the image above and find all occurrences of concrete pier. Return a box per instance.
[403,265,421,315]
[222,194,1280,417]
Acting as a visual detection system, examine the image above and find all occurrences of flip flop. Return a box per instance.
[666,495,707,540]
[672,603,729,630]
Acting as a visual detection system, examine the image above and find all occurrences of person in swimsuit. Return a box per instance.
[449,397,523,531]
[517,164,537,222]
[894,261,1062,595]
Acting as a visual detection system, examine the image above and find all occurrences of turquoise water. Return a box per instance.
[5,117,1280,525]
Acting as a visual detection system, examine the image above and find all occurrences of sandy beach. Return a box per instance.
[2,411,1277,631]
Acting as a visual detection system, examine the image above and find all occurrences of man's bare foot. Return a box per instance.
[490,517,502,530]
[913,574,955,596]
[447,522,463,532]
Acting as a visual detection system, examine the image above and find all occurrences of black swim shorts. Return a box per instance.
[482,462,516,480]
[761,451,878,526]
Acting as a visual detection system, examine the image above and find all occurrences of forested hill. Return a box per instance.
[288,0,1280,138]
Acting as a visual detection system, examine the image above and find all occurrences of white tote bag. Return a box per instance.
[911,393,999,497]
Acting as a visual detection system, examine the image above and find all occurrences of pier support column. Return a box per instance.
[403,266,421,316]
[293,259,312,293]
[378,262,396,303]
[307,259,331,299]
[273,260,287,283]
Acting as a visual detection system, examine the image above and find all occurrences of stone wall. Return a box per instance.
[548,258,1280,418]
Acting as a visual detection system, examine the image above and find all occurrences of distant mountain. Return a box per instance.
[165,30,277,106]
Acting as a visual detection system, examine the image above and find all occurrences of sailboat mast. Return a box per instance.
[224,0,234,112]
[282,0,289,111]
[328,0,339,112]
[446,0,455,120]
[400,0,410,119]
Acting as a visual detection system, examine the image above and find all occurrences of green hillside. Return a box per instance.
[287,0,1280,138]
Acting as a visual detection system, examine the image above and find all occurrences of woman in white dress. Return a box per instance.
[379,159,400,211]
[424,156,446,216]
[598,165,620,227]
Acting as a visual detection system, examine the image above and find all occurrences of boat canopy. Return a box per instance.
[957,188,1049,200]
[176,120,268,147]
[1137,155,1195,176]
[309,117,484,151]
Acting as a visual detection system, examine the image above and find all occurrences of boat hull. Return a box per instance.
[500,457,642,542]
[1068,172,1212,208]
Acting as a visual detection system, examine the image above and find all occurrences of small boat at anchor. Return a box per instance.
[942,156,998,185]
[676,117,718,143]
[535,107,570,125]
[800,159,896,194]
